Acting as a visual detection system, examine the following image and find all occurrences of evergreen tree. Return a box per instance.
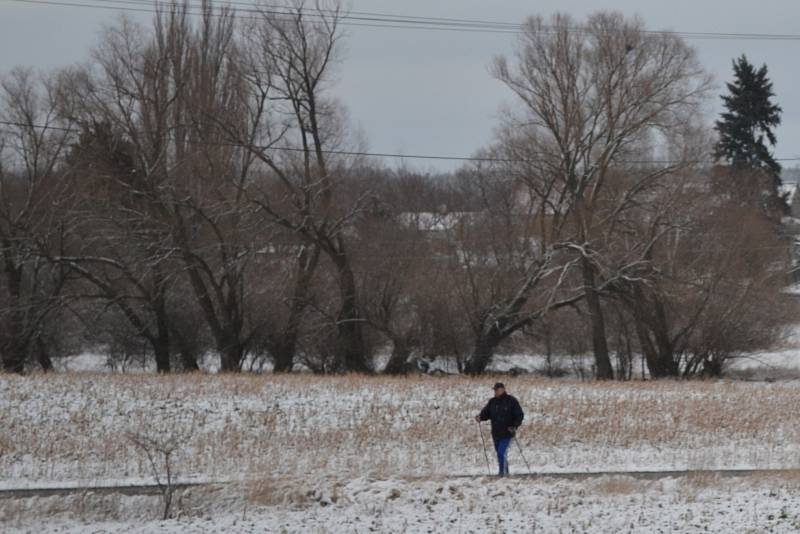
[714,55,784,213]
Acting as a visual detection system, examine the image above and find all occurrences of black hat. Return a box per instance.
[493,382,505,390]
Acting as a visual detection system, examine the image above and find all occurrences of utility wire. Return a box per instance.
[0,121,787,166]
[1,120,798,165]
[4,0,523,34]
[67,0,524,30]
[7,0,800,41]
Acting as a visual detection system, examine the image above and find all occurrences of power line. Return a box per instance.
[2,120,799,165]
[242,1,522,29]
[4,0,523,34]
[0,119,517,162]
[82,0,523,31]
[7,0,800,41]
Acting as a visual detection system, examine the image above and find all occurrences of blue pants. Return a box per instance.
[494,437,512,476]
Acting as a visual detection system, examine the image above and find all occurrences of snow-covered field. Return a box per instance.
[9,474,800,533]
[4,373,800,532]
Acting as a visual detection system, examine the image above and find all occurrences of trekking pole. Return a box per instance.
[514,436,533,475]
[476,421,492,475]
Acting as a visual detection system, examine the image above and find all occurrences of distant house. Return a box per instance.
[778,168,800,281]
[396,211,468,233]
[788,187,800,220]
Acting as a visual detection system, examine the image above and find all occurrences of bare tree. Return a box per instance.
[60,3,265,372]
[0,68,75,373]
[247,230,320,372]
[48,120,194,373]
[440,156,583,374]
[612,187,794,378]
[355,199,431,374]
[491,11,712,378]
[234,0,372,372]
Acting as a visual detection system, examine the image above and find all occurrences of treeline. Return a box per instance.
[0,2,795,377]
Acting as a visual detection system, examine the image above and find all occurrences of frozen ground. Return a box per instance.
[3,373,800,531]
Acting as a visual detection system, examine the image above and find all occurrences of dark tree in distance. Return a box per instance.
[714,55,785,214]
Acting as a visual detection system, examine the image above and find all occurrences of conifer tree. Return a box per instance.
[715,55,784,213]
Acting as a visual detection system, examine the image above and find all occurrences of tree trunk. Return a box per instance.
[2,340,27,374]
[170,327,199,372]
[635,318,663,378]
[153,339,171,373]
[383,338,412,375]
[635,318,678,379]
[632,287,679,379]
[272,246,318,373]
[614,314,633,381]
[582,257,613,379]
[272,334,298,373]
[179,246,245,373]
[152,267,171,373]
[652,332,678,377]
[464,328,502,375]
[700,356,724,378]
[2,261,27,374]
[36,337,54,372]
[334,259,369,373]
[219,337,244,372]
[180,351,200,372]
[651,299,679,377]
[153,313,171,373]
[179,350,199,372]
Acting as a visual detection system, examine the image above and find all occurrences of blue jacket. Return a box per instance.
[479,393,524,441]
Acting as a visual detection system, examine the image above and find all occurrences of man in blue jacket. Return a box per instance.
[475,382,524,476]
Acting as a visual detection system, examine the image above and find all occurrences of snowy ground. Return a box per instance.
[6,474,800,533]
[55,321,800,379]
[4,373,800,531]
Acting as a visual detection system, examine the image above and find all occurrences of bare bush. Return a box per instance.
[126,424,195,520]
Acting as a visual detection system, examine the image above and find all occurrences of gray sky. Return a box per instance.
[2,0,800,172]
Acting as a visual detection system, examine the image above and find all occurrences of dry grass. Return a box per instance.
[587,476,651,495]
[2,373,800,484]
[247,475,345,509]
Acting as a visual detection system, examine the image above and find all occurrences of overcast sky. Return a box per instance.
[2,0,799,172]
